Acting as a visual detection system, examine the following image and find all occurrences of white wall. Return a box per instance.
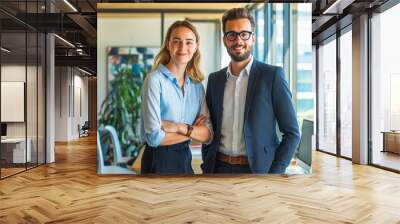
[72,73,89,138]
[97,15,161,113]
[192,21,218,87]
[55,67,89,141]
[55,66,68,141]
[1,65,26,81]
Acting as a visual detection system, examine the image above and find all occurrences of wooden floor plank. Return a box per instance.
[1,134,400,223]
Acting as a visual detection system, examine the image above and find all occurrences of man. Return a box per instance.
[201,8,300,174]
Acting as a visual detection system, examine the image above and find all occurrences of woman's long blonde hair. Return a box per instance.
[152,20,204,82]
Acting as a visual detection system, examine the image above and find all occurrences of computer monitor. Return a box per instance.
[295,119,314,174]
[1,123,7,137]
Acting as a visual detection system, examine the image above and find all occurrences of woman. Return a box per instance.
[140,20,212,174]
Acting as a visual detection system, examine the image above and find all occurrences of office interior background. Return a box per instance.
[0,0,399,176]
[0,0,400,222]
[0,0,97,179]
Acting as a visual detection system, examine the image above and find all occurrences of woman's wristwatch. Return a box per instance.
[186,124,193,137]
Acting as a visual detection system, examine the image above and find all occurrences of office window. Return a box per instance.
[263,4,283,67]
[296,4,313,123]
[371,3,400,171]
[275,4,284,68]
[298,99,314,113]
[297,83,313,92]
[340,29,352,158]
[298,70,312,82]
[318,37,337,154]
[256,5,265,62]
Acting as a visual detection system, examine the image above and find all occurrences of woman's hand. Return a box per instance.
[161,121,179,133]
[162,120,193,136]
[162,115,208,136]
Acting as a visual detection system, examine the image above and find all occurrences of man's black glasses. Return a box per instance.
[224,31,254,41]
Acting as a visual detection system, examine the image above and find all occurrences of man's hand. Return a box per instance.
[161,120,179,133]
[194,115,207,126]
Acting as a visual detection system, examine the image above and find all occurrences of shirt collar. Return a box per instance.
[226,55,254,78]
[158,64,192,85]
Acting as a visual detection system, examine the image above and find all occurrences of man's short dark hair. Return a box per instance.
[222,8,255,33]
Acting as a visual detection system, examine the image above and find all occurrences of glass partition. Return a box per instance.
[317,37,337,155]
[1,29,28,178]
[0,1,46,179]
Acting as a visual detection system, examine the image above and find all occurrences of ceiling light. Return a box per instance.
[322,0,354,15]
[54,34,75,48]
[1,47,11,53]
[323,0,341,14]
[63,0,78,12]
[78,67,93,76]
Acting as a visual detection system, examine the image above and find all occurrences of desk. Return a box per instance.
[382,131,400,154]
[1,138,31,163]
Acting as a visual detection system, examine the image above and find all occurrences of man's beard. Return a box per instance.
[227,44,252,62]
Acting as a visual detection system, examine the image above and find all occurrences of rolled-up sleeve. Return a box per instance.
[141,75,165,147]
[199,86,213,145]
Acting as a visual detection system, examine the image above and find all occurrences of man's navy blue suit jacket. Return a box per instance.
[201,60,301,174]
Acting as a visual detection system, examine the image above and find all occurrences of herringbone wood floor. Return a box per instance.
[1,135,400,223]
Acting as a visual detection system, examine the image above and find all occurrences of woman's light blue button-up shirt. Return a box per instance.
[141,64,212,147]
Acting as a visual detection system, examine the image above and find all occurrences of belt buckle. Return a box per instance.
[228,155,233,164]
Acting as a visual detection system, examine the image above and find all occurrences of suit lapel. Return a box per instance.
[244,60,259,120]
[215,69,227,134]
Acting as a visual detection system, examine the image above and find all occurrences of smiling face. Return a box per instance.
[223,18,255,62]
[167,26,198,65]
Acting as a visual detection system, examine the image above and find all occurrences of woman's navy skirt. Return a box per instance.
[140,141,194,174]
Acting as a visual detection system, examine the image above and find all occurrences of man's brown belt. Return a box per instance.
[217,152,249,165]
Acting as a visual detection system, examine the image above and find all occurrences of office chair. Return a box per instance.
[79,121,90,138]
[97,126,136,174]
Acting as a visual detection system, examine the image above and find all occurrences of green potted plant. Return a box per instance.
[98,47,150,165]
